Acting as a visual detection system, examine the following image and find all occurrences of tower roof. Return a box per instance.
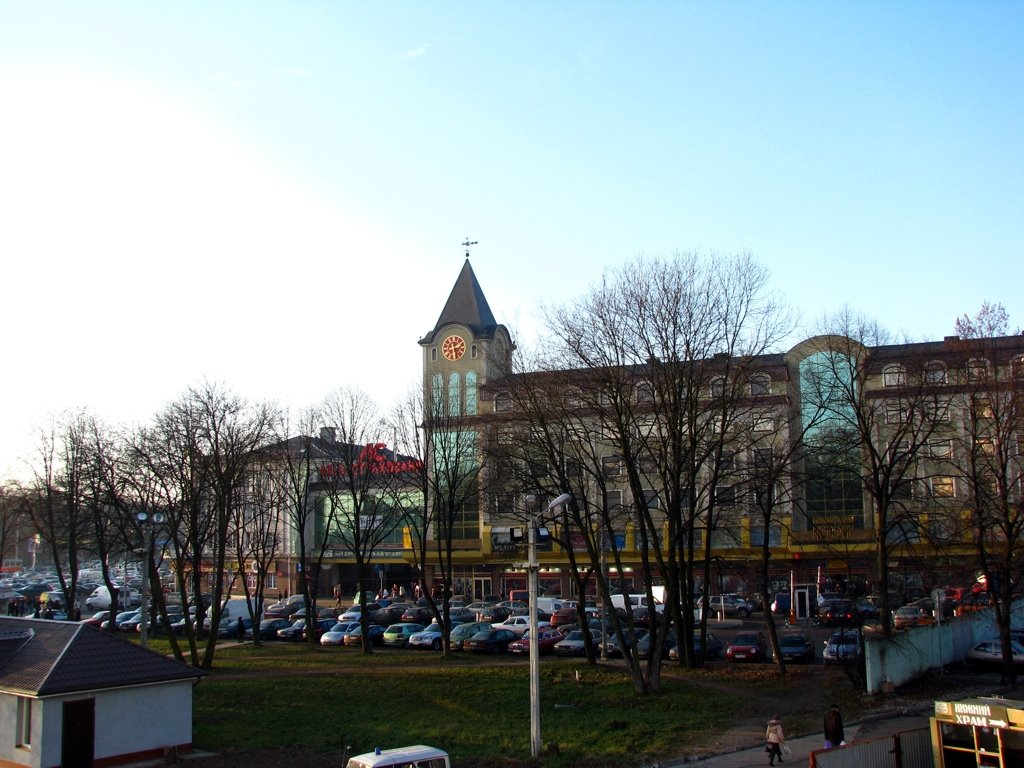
[420,260,500,344]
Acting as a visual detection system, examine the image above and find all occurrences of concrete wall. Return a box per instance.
[865,601,1024,695]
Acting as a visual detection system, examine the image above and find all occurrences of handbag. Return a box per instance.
[783,744,791,755]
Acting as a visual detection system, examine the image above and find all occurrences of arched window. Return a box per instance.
[711,377,725,398]
[749,374,771,396]
[448,372,461,416]
[431,347,438,362]
[967,358,990,381]
[494,392,511,413]
[465,371,478,415]
[925,360,947,384]
[471,344,478,359]
[882,364,906,387]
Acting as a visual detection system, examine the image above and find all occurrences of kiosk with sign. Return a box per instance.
[931,697,1024,766]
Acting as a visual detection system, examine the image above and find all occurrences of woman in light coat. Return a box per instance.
[766,715,785,765]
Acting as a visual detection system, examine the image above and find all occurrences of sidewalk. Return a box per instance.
[655,710,931,767]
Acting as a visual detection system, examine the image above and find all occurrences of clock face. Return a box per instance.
[441,335,467,361]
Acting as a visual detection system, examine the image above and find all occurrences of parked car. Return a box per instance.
[604,629,648,658]
[216,617,252,639]
[893,605,932,630]
[477,605,511,623]
[249,617,293,641]
[492,615,546,636]
[670,631,725,662]
[554,629,604,656]
[320,620,362,646]
[340,603,382,622]
[463,628,517,654]
[707,595,754,618]
[81,611,109,627]
[408,623,446,650]
[116,611,145,633]
[276,618,309,641]
[773,632,815,664]
[401,605,436,625]
[343,623,386,647]
[823,628,863,664]
[726,632,769,662]
[966,639,1024,668]
[821,600,861,627]
[449,621,493,651]
[508,627,563,655]
[549,607,580,629]
[303,617,338,641]
[637,628,677,660]
[382,623,425,648]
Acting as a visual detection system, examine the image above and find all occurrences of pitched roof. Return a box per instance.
[0,618,204,697]
[420,259,501,343]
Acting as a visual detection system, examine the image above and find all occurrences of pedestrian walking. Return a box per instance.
[824,703,845,749]
[766,715,785,765]
[236,617,245,643]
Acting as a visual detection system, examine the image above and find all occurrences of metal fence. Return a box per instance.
[810,727,930,768]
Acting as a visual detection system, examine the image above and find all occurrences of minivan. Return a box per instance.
[347,745,450,768]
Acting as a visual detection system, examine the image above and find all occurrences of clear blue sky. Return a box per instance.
[1,2,1021,478]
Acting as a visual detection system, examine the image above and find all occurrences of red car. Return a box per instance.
[508,627,563,655]
[725,631,768,662]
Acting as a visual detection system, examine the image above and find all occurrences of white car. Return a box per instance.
[491,615,549,636]
[966,639,1024,667]
[320,621,361,646]
[408,623,445,650]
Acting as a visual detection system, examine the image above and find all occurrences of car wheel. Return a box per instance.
[737,608,750,618]
[431,639,441,651]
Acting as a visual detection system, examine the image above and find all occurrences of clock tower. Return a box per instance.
[419,258,514,417]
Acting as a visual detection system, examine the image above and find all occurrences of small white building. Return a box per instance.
[0,617,205,768]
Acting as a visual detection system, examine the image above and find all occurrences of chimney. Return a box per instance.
[320,427,337,443]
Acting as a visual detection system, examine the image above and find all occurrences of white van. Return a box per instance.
[85,585,140,611]
[535,597,567,615]
[347,745,450,768]
[610,593,664,614]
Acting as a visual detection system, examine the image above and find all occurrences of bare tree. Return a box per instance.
[949,303,1024,684]
[807,310,950,638]
[537,252,794,689]
[317,388,402,654]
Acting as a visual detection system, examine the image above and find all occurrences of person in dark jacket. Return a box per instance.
[236,616,245,643]
[824,704,845,749]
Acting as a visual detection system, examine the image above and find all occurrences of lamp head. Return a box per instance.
[545,492,572,511]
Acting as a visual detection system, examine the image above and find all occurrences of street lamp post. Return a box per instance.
[136,511,166,649]
[529,492,571,759]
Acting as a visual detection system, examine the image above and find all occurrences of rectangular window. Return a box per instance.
[928,440,953,459]
[715,485,736,507]
[494,392,511,412]
[885,404,906,424]
[752,416,773,432]
[602,454,624,478]
[16,696,31,747]
[931,476,955,498]
[750,524,782,547]
[604,489,623,511]
[640,489,661,510]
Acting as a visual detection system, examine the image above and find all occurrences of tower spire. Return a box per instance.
[461,237,478,259]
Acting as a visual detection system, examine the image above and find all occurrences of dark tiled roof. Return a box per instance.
[421,260,500,343]
[0,618,204,697]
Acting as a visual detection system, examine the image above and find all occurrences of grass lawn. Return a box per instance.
[184,642,863,767]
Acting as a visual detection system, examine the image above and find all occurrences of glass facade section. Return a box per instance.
[799,350,864,524]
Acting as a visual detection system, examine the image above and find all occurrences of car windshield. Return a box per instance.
[564,631,583,641]
[732,633,759,644]
[780,635,806,646]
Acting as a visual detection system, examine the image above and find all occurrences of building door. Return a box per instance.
[62,698,95,768]
[473,577,492,601]
[794,587,813,620]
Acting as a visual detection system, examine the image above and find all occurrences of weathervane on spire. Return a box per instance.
[461,238,478,259]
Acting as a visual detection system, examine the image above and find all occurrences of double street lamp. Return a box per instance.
[136,511,166,648]
[529,492,571,759]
